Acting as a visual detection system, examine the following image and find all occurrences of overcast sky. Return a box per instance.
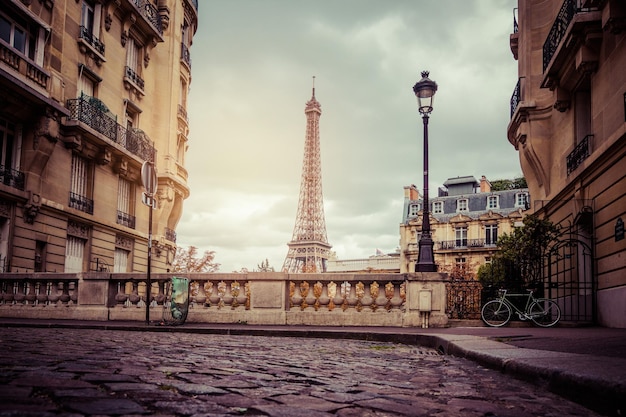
[176,0,521,272]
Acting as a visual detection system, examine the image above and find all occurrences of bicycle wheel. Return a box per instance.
[529,299,561,327]
[481,300,512,327]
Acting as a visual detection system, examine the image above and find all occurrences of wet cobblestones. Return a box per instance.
[0,327,599,416]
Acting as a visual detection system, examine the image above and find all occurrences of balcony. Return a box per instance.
[123,65,145,94]
[0,165,25,190]
[566,134,592,175]
[121,0,163,40]
[0,41,49,90]
[165,227,177,243]
[65,96,155,162]
[510,78,521,118]
[436,239,493,251]
[180,43,191,69]
[117,211,136,229]
[541,0,601,90]
[69,192,94,215]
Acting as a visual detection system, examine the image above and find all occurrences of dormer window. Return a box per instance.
[487,195,499,210]
[432,201,443,214]
[409,203,420,217]
[515,192,529,208]
[457,198,468,212]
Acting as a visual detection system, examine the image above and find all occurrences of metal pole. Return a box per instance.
[415,114,436,272]
[146,201,152,324]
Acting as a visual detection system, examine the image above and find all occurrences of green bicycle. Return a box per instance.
[481,289,561,327]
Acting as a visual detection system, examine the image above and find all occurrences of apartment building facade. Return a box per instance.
[508,0,625,327]
[399,176,529,276]
[0,0,197,273]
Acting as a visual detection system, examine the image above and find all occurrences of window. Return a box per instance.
[515,192,529,208]
[487,195,499,210]
[117,178,135,228]
[114,248,129,273]
[69,154,93,214]
[457,199,468,212]
[125,36,144,90]
[0,11,39,63]
[485,224,498,246]
[0,117,20,175]
[79,0,103,55]
[455,227,468,248]
[432,201,443,214]
[409,203,420,217]
[455,257,467,277]
[485,256,492,264]
[64,236,86,273]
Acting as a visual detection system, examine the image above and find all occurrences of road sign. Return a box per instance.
[142,192,157,209]
[141,162,157,195]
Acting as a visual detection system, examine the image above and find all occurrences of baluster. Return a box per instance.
[204,281,214,308]
[155,280,166,306]
[244,282,251,310]
[25,282,36,306]
[289,281,299,309]
[355,282,365,312]
[189,281,200,307]
[216,281,226,309]
[129,281,141,307]
[384,282,394,311]
[312,281,323,311]
[47,281,60,306]
[231,281,240,309]
[327,281,337,311]
[370,281,380,312]
[340,281,351,311]
[36,281,48,306]
[299,281,310,310]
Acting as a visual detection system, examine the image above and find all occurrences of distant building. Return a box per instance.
[399,176,528,275]
[0,0,197,273]
[507,0,626,327]
[326,250,400,273]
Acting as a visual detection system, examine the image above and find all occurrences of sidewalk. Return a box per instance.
[1,318,625,416]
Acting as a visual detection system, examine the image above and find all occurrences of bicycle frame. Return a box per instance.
[493,289,543,320]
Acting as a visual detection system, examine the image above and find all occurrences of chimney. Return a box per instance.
[480,175,491,193]
[404,184,419,200]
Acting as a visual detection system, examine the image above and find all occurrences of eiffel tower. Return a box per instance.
[282,78,332,273]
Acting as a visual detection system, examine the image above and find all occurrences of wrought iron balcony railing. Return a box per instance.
[543,0,599,71]
[510,78,521,118]
[117,211,136,229]
[66,96,155,162]
[69,192,94,215]
[181,43,191,68]
[0,165,25,190]
[79,26,105,55]
[165,227,177,242]
[566,134,592,174]
[131,0,162,35]
[124,66,145,90]
[436,239,489,250]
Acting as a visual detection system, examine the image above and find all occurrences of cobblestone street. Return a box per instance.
[0,328,599,416]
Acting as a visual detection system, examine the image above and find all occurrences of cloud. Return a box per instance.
[178,0,520,272]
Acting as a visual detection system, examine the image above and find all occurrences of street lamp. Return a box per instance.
[413,70,438,272]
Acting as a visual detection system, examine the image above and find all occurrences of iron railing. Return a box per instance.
[69,192,94,214]
[131,0,162,35]
[124,66,145,90]
[79,26,105,55]
[0,165,25,190]
[510,78,521,118]
[66,96,155,162]
[566,134,592,174]
[437,239,493,250]
[117,211,136,229]
[446,279,483,319]
[165,227,177,242]
[181,43,191,68]
[542,0,599,71]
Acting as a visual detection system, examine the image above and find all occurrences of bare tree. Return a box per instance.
[171,246,220,273]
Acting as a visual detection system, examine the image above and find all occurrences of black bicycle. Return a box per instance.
[481,289,561,327]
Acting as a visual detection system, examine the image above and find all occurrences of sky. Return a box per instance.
[176,0,521,273]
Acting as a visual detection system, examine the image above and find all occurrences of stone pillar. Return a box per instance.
[404,272,449,328]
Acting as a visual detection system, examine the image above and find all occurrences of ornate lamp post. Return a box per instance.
[413,71,438,272]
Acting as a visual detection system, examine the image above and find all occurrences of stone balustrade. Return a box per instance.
[0,272,450,327]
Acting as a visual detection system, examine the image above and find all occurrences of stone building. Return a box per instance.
[399,176,528,275]
[0,0,197,273]
[508,0,625,327]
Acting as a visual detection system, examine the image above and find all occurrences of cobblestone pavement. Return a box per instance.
[0,328,600,417]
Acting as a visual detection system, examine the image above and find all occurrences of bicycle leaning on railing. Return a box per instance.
[481,289,561,327]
